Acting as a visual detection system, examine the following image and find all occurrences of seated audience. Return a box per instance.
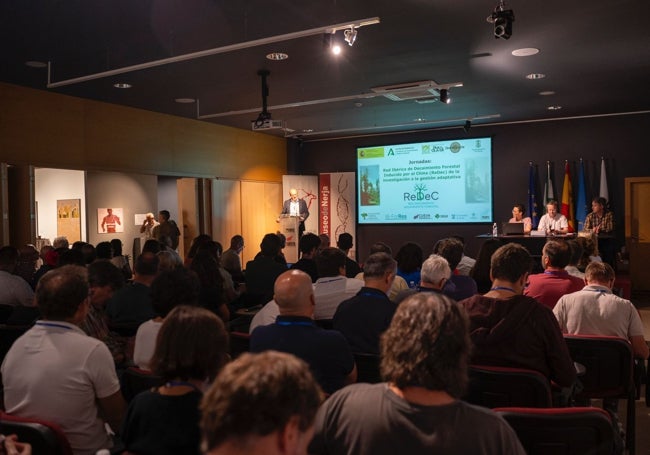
[537,200,568,234]
[395,241,423,288]
[337,233,361,278]
[244,233,287,305]
[200,352,323,455]
[524,239,584,309]
[52,236,69,249]
[435,237,478,301]
[220,235,245,282]
[156,250,183,272]
[190,250,230,322]
[576,234,602,271]
[122,305,229,455]
[110,238,132,281]
[106,252,159,326]
[0,435,31,454]
[95,241,113,260]
[470,238,503,294]
[354,242,408,301]
[2,265,125,454]
[451,236,476,276]
[290,233,320,282]
[318,233,330,251]
[14,244,39,289]
[333,253,397,354]
[133,267,201,370]
[394,254,451,305]
[250,270,356,394]
[309,293,525,454]
[0,245,35,306]
[32,245,56,288]
[184,234,213,268]
[565,239,585,279]
[509,203,532,234]
[458,243,576,388]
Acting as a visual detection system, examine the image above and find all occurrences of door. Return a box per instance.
[625,177,650,292]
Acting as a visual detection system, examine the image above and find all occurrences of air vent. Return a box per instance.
[371,80,441,102]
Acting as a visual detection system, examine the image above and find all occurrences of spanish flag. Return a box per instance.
[561,161,575,232]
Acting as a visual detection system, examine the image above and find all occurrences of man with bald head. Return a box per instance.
[250,270,356,394]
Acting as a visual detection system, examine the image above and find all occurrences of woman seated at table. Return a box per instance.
[583,197,614,234]
[509,203,532,234]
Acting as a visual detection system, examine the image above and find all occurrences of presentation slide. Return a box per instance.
[357,137,493,224]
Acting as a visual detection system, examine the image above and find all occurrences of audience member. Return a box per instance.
[244,233,287,304]
[122,305,229,455]
[110,238,132,281]
[190,250,229,322]
[52,236,69,249]
[394,254,451,304]
[2,265,125,454]
[576,234,602,271]
[309,293,525,454]
[470,238,503,294]
[152,210,181,250]
[451,235,477,276]
[14,244,39,288]
[157,250,183,272]
[31,245,56,288]
[95,241,113,260]
[318,234,330,251]
[200,352,323,455]
[184,234,213,268]
[395,242,423,288]
[0,246,35,306]
[353,242,409,301]
[524,239,584,309]
[133,267,201,370]
[333,253,397,354]
[565,239,585,279]
[220,235,245,282]
[0,434,31,454]
[250,270,356,394]
[337,233,361,278]
[141,239,162,255]
[81,242,97,264]
[458,243,576,388]
[537,200,568,234]
[56,247,85,266]
[435,237,478,300]
[290,233,320,282]
[106,252,158,326]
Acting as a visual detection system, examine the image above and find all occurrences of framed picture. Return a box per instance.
[57,199,81,242]
[97,207,124,234]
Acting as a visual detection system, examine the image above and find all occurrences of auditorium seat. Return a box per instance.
[1,412,73,455]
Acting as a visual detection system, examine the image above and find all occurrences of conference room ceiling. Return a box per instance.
[1,0,649,140]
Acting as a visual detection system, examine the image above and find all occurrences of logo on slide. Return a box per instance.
[403,184,439,201]
[388,148,395,156]
[449,142,462,153]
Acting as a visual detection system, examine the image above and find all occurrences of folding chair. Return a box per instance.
[465,364,553,408]
[353,352,382,384]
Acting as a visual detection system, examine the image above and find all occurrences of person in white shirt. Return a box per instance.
[0,246,35,307]
[537,200,568,234]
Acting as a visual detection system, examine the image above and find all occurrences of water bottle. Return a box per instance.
[492,222,498,237]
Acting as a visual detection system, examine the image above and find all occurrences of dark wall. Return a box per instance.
[288,113,650,260]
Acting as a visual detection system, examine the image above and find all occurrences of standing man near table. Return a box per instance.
[278,188,309,238]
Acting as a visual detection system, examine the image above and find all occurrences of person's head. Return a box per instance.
[490,243,533,285]
[369,242,392,255]
[187,234,213,259]
[542,239,571,269]
[298,233,320,257]
[585,261,615,287]
[591,196,607,214]
[142,239,162,255]
[512,204,526,221]
[36,265,89,322]
[337,233,353,251]
[289,188,299,202]
[134,252,160,277]
[576,235,598,270]
[158,210,171,223]
[52,236,69,249]
[470,238,503,280]
[362,253,397,292]
[95,241,113,259]
[318,234,330,250]
[87,260,125,307]
[380,293,470,398]
[274,270,314,316]
[190,250,224,288]
[315,247,347,278]
[395,242,424,273]
[420,254,452,289]
[260,233,282,257]
[157,250,183,272]
[57,247,85,266]
[434,237,464,270]
[151,305,229,383]
[39,244,54,261]
[151,267,201,317]
[230,235,244,253]
[276,232,286,249]
[81,243,96,264]
[201,351,323,455]
[145,212,155,222]
[546,200,559,217]
[567,239,584,267]
[0,246,19,273]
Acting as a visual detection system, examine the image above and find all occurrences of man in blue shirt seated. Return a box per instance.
[250,269,357,394]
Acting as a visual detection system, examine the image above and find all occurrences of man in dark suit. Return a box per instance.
[278,188,309,238]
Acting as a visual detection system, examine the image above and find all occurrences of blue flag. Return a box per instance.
[528,162,540,229]
[575,159,587,230]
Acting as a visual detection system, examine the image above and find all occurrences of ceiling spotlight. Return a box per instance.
[463,120,472,133]
[439,89,450,104]
[487,0,515,40]
[344,27,358,46]
[332,44,342,55]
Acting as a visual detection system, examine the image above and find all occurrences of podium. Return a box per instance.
[278,215,301,263]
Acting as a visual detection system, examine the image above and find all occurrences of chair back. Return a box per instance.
[0,304,14,323]
[494,407,614,455]
[465,364,553,408]
[1,412,73,455]
[353,352,382,384]
[121,367,164,402]
[229,331,251,359]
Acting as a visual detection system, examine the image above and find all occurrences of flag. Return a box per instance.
[561,161,575,232]
[599,157,609,202]
[575,158,587,230]
[527,162,540,228]
[543,161,554,212]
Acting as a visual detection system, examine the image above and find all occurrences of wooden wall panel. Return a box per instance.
[178,178,199,259]
[211,179,242,248]
[240,181,282,265]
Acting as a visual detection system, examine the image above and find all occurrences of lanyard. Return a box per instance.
[35,322,73,330]
[276,320,314,327]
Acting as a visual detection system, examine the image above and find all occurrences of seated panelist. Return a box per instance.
[508,204,532,234]
[537,200,568,234]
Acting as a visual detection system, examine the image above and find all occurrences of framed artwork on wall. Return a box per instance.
[57,199,81,242]
[98,207,124,234]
